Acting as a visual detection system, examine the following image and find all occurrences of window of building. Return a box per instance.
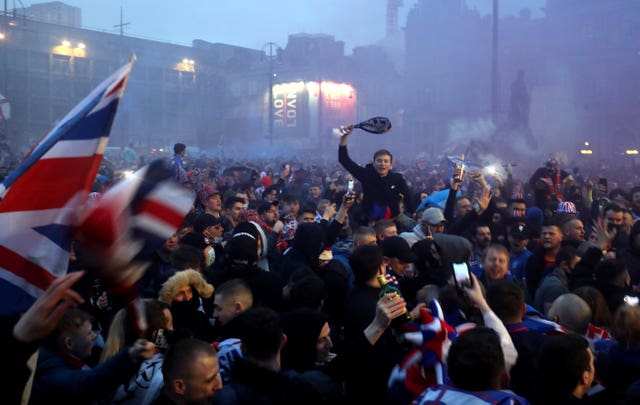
[29,52,50,74]
[52,54,71,76]
[74,58,90,78]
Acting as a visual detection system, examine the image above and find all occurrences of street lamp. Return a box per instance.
[491,0,500,124]
[263,42,281,146]
[175,58,195,72]
[579,141,592,155]
[53,39,86,57]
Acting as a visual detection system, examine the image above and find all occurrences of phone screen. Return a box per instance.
[347,180,354,194]
[598,178,608,194]
[154,328,171,350]
[624,295,639,307]
[452,262,472,288]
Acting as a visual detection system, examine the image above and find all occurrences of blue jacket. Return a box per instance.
[414,384,530,405]
[30,346,140,404]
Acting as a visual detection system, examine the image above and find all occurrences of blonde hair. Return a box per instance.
[99,299,172,363]
[613,305,640,348]
[99,307,127,363]
[158,269,214,305]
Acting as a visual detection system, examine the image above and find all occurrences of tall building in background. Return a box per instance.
[7,1,639,163]
[402,0,640,160]
[0,9,377,160]
[24,1,81,27]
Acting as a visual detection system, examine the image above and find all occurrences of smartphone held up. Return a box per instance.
[452,262,473,293]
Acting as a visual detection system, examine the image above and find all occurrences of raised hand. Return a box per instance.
[474,187,492,215]
[13,271,86,343]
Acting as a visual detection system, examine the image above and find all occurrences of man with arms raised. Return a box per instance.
[338,127,412,227]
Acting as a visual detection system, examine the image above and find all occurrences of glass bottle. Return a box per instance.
[377,274,412,327]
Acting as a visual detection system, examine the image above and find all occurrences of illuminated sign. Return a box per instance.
[273,82,304,129]
[270,80,356,139]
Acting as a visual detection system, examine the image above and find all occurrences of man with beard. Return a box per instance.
[603,203,629,254]
[258,201,280,230]
[469,223,492,277]
[480,244,511,286]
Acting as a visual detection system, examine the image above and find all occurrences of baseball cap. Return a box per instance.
[193,213,223,233]
[382,236,418,263]
[509,223,530,240]
[421,207,447,225]
[257,201,279,214]
[556,201,577,214]
[198,184,221,204]
[180,232,209,250]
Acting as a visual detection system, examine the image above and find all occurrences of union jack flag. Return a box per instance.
[0,61,133,315]
[73,159,195,336]
[73,158,195,293]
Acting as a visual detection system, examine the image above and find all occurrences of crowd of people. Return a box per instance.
[5,129,640,405]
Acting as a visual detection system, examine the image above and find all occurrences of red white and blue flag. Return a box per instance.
[0,61,133,315]
[73,159,195,293]
[73,158,195,335]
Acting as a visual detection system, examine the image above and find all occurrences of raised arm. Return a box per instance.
[338,126,368,182]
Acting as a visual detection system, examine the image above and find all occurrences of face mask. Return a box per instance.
[206,247,216,267]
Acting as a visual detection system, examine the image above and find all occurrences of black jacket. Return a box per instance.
[215,359,340,405]
[338,145,411,221]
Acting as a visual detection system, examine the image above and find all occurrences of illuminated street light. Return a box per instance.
[0,32,5,40]
[584,141,590,146]
[580,149,593,155]
[53,39,87,57]
[626,150,639,155]
[175,59,195,72]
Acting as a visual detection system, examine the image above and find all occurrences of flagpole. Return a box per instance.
[1,0,8,139]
